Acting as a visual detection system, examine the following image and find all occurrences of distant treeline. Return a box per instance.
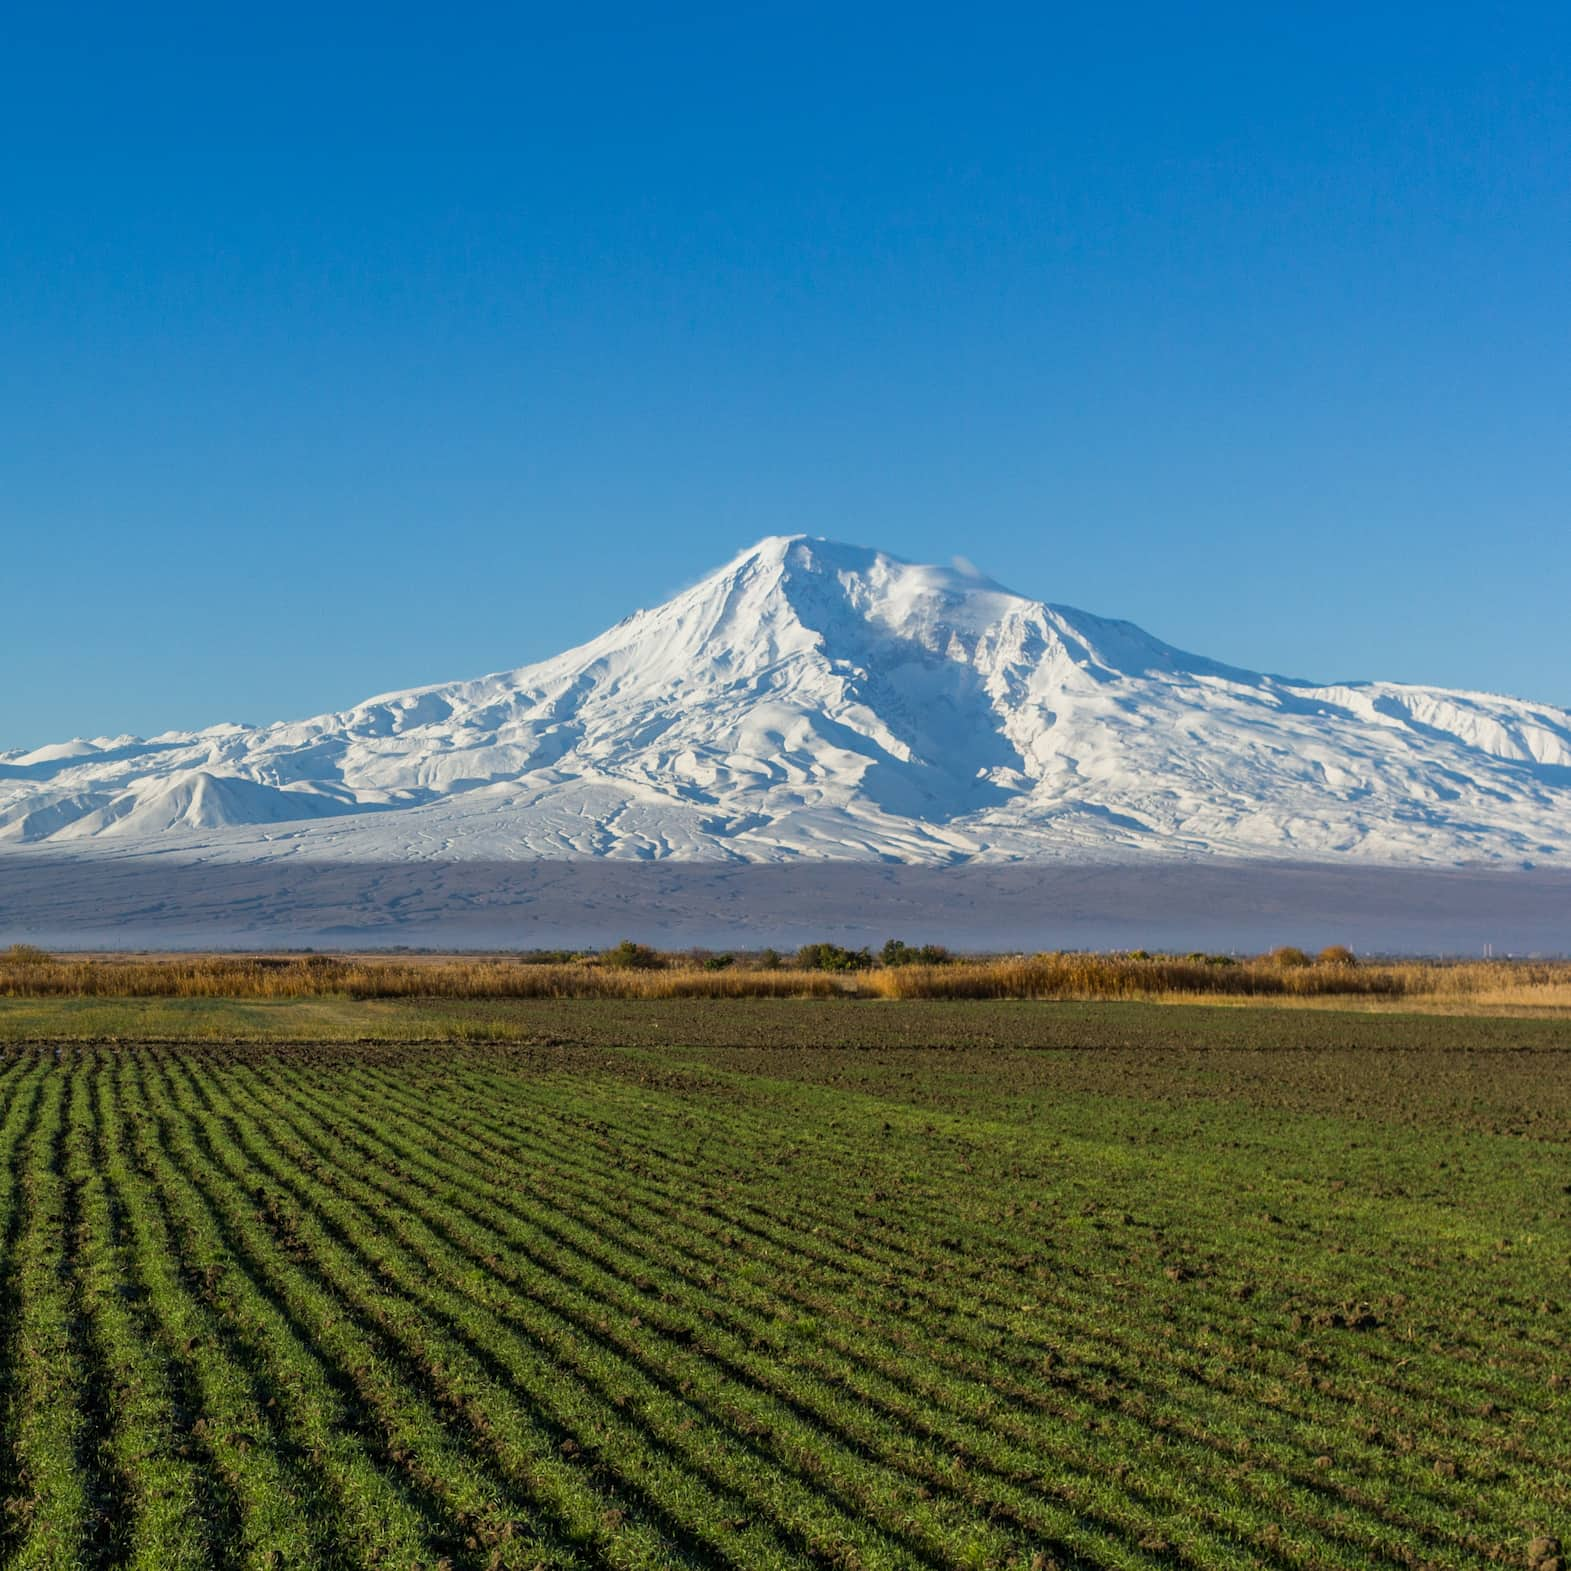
[3,941,1568,1004]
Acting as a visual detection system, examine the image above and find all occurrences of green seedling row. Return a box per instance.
[0,1025,1562,1570]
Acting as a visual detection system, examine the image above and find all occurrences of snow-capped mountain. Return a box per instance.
[5,535,1570,868]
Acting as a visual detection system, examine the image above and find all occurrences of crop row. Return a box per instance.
[0,1047,1560,1570]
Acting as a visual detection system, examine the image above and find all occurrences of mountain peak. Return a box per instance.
[721,533,1013,594]
[4,538,1570,868]
[689,535,1032,664]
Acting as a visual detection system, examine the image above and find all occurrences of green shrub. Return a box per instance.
[795,942,873,973]
[879,939,953,968]
[599,940,665,971]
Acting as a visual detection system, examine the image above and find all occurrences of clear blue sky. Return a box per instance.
[4,2,1568,749]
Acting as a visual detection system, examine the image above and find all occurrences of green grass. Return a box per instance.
[0,1008,1564,1567]
[7,991,1571,1049]
[0,995,467,1042]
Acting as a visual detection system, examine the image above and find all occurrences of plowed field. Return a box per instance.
[0,1011,1565,1568]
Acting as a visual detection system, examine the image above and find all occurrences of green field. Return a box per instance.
[0,1002,1566,1569]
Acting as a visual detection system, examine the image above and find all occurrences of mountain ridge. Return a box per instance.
[5,535,1570,868]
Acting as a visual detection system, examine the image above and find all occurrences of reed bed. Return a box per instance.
[3,947,1570,1006]
[0,954,842,1001]
[866,954,1571,1002]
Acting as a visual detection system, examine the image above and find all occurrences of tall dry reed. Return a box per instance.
[3,949,1570,1005]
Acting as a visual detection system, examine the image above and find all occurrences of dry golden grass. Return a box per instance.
[0,952,843,1001]
[1159,983,1571,1017]
[3,945,1570,1012]
[865,954,1571,1006]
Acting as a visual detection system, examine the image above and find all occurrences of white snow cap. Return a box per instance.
[3,535,1569,867]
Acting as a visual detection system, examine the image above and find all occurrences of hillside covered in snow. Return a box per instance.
[5,536,1570,868]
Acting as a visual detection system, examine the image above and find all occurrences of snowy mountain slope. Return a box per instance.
[4,535,1569,867]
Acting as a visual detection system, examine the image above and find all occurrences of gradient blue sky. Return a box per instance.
[4,2,1568,749]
